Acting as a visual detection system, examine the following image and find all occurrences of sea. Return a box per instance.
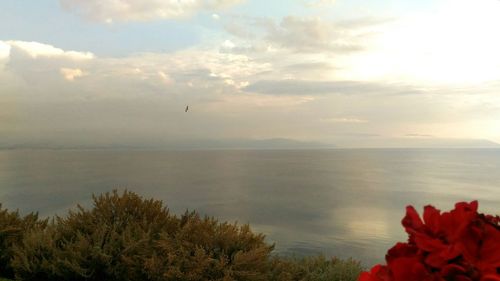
[1,148,499,266]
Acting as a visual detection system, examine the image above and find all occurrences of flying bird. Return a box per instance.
[185,105,189,112]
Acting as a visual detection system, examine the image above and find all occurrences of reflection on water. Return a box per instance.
[1,149,499,266]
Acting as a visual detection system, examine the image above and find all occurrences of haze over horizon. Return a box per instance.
[2,0,500,148]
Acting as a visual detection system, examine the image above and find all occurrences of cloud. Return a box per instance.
[1,40,94,87]
[59,0,243,22]
[3,39,500,147]
[60,68,86,81]
[279,62,337,80]
[1,39,271,101]
[157,70,173,84]
[6,41,94,60]
[223,16,385,55]
[0,40,282,146]
[284,62,335,72]
[320,117,367,123]
[404,134,434,138]
[243,79,421,96]
[0,41,11,61]
[267,16,367,53]
[339,133,380,137]
[302,0,336,7]
[221,39,236,50]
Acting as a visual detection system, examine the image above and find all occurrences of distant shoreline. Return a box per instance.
[2,147,500,151]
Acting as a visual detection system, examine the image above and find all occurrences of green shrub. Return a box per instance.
[144,211,273,281]
[268,255,363,281]
[12,190,178,281]
[11,191,273,281]
[0,204,46,278]
[4,190,363,281]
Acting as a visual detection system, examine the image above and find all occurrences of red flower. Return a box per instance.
[358,265,390,281]
[359,201,500,281]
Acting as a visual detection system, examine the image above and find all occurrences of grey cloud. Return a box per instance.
[4,39,500,148]
[284,62,336,72]
[280,62,338,79]
[59,0,243,22]
[338,133,380,137]
[335,17,394,29]
[266,16,363,53]
[223,16,387,55]
[243,80,422,96]
[404,134,434,138]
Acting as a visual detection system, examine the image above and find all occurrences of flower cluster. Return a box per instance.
[359,201,500,281]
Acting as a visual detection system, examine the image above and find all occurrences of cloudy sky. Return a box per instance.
[1,0,500,148]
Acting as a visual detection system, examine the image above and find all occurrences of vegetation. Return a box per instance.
[0,191,363,281]
[270,256,363,281]
[0,205,47,278]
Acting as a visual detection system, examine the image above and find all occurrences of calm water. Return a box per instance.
[1,149,499,266]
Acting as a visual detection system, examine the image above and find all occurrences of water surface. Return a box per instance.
[1,149,499,266]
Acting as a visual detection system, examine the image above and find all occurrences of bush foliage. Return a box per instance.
[0,190,362,281]
[0,204,46,278]
[270,256,363,281]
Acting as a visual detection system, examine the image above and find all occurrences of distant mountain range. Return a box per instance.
[0,138,331,150]
[1,137,499,150]
[331,137,500,149]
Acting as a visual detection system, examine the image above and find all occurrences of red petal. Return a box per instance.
[425,252,448,268]
[423,205,441,233]
[402,206,424,235]
[440,264,466,277]
[414,233,446,252]
[455,277,473,281]
[480,223,500,269]
[455,201,478,213]
[358,272,375,281]
[358,265,391,281]
[481,274,500,281]
[389,257,428,281]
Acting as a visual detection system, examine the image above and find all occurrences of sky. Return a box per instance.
[1,0,500,148]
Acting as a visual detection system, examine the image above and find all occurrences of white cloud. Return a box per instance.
[1,39,272,100]
[303,0,335,7]
[60,68,86,81]
[0,41,11,61]
[221,39,236,50]
[59,0,243,22]
[6,41,94,60]
[212,13,220,20]
[157,70,173,84]
[0,40,95,89]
